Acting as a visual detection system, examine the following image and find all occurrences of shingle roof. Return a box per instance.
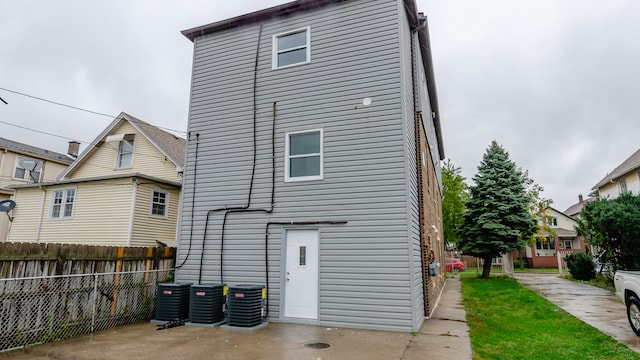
[592,147,640,190]
[552,228,576,237]
[0,137,74,164]
[124,113,185,168]
[58,112,185,179]
[563,197,595,217]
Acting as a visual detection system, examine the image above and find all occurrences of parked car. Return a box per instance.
[614,270,640,335]
[445,258,465,272]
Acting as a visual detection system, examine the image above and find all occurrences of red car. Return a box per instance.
[445,258,465,272]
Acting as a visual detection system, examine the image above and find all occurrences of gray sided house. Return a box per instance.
[177,0,445,332]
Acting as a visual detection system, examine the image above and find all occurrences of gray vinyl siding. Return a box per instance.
[178,0,423,332]
[397,3,425,330]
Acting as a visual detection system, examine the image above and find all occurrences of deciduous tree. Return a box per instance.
[576,193,640,273]
[442,159,468,247]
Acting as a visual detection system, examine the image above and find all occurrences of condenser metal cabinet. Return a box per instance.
[189,283,225,324]
[227,284,264,327]
[155,282,192,321]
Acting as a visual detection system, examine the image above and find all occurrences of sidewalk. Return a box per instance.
[0,277,472,360]
[516,273,640,354]
[403,275,473,359]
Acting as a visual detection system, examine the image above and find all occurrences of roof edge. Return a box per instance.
[181,0,346,42]
[9,172,181,189]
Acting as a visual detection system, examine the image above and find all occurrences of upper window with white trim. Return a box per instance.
[116,134,135,169]
[285,129,323,182]
[151,190,168,217]
[50,188,75,220]
[272,27,311,69]
[14,157,41,182]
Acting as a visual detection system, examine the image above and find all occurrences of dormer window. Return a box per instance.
[117,134,134,168]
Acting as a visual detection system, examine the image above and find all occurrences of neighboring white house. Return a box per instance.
[8,112,185,247]
[592,147,640,200]
[0,137,74,241]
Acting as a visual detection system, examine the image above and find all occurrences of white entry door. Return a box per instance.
[284,229,319,319]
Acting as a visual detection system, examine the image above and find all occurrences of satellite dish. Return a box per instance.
[18,159,42,171]
[0,200,16,212]
[0,200,15,222]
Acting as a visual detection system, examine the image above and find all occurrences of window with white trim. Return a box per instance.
[285,129,323,182]
[14,157,41,182]
[563,239,573,249]
[117,135,134,168]
[272,27,310,69]
[535,237,555,250]
[619,178,628,194]
[151,190,168,217]
[51,188,75,219]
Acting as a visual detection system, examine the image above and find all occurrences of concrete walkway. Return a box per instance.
[0,277,472,360]
[516,272,640,354]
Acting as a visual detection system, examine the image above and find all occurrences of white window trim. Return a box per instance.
[272,26,311,70]
[49,188,76,220]
[115,135,135,169]
[13,156,41,181]
[285,128,323,182]
[150,189,169,218]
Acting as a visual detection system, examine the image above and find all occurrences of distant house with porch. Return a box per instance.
[522,207,587,268]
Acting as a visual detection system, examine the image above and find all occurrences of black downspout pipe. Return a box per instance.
[176,132,199,269]
[196,24,265,284]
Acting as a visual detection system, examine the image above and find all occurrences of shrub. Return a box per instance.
[565,252,595,281]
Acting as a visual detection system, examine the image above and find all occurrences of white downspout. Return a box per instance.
[127,177,138,246]
[35,185,46,242]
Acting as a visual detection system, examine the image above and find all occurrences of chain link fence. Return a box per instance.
[0,269,173,352]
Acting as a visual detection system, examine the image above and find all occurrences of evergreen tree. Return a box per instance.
[442,159,468,247]
[459,141,537,278]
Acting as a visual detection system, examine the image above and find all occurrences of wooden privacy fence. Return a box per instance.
[0,242,176,278]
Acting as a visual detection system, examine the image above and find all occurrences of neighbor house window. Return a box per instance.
[285,129,323,182]
[535,237,555,251]
[14,157,41,182]
[272,27,310,69]
[619,178,628,194]
[151,190,168,217]
[551,217,558,227]
[51,188,75,219]
[563,239,573,249]
[117,135,134,168]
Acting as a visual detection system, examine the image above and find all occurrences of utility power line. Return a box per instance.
[0,86,187,136]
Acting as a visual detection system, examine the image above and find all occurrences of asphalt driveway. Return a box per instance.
[516,273,640,354]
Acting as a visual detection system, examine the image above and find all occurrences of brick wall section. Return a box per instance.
[418,117,445,315]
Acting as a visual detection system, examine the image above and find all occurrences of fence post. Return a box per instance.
[91,273,98,332]
[144,248,152,298]
[110,247,124,326]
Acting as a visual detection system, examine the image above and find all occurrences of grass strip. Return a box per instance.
[461,274,639,360]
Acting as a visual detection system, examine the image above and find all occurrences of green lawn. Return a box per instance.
[461,274,639,360]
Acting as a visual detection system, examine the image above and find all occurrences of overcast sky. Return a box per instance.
[2,0,639,212]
